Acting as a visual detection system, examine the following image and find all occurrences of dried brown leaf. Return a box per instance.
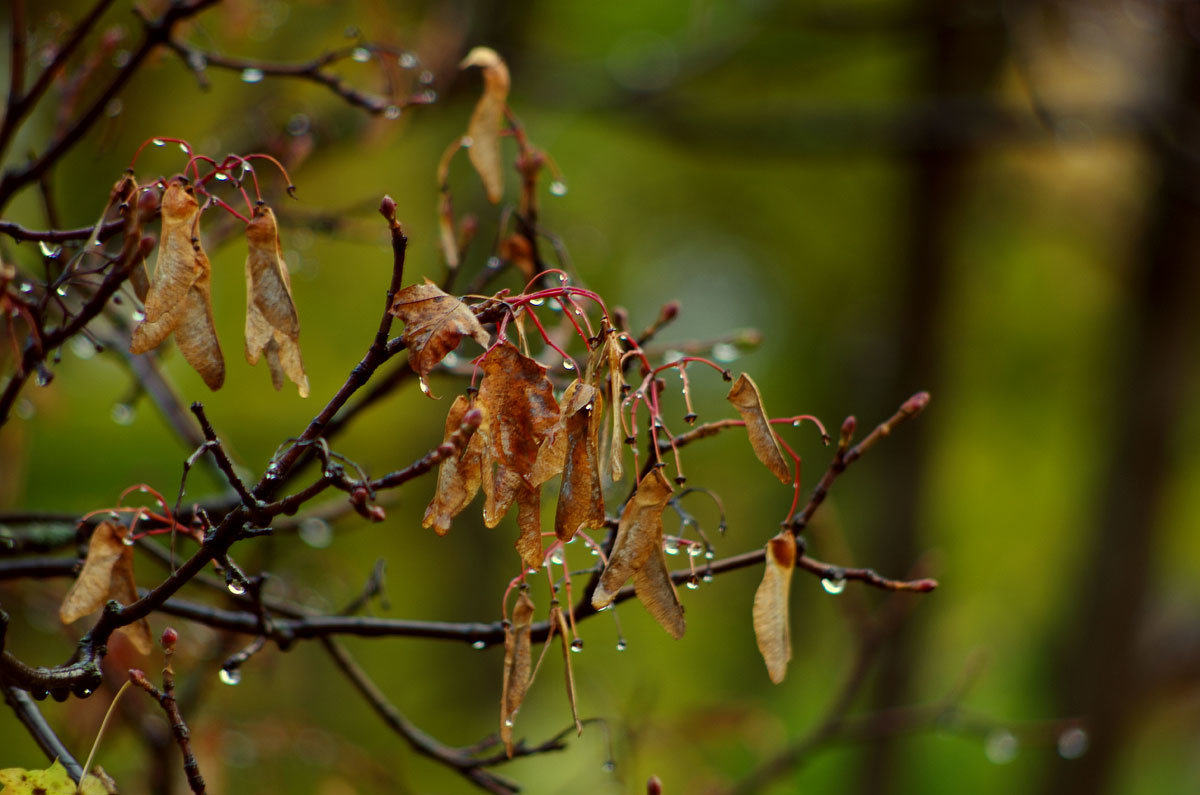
[59,522,153,655]
[479,342,560,471]
[499,234,536,279]
[501,590,535,758]
[422,396,483,535]
[727,373,789,485]
[592,469,673,610]
[245,205,309,397]
[554,384,605,542]
[130,179,225,390]
[389,279,490,382]
[633,545,686,640]
[460,47,510,204]
[514,481,544,572]
[550,605,583,736]
[601,331,626,483]
[752,532,796,683]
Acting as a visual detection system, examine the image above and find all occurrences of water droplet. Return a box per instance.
[187,52,207,71]
[685,576,700,590]
[601,760,616,772]
[55,285,68,297]
[820,577,846,595]
[351,47,371,63]
[69,335,96,360]
[712,342,739,363]
[227,580,246,596]
[549,180,568,196]
[178,143,189,153]
[399,52,417,69]
[663,538,680,556]
[562,360,575,371]
[418,69,434,85]
[471,640,487,650]
[589,547,600,556]
[38,241,61,258]
[34,369,51,387]
[984,729,1018,764]
[504,718,514,728]
[687,542,703,557]
[382,105,402,120]
[702,573,714,583]
[214,172,229,181]
[299,517,333,549]
[80,687,93,697]
[264,463,281,480]
[792,419,802,427]
[486,256,502,269]
[549,550,564,565]
[418,377,431,396]
[1057,727,1088,760]
[240,68,264,84]
[615,640,627,651]
[19,282,33,293]
[132,309,146,322]
[152,138,166,147]
[529,297,545,306]
[105,98,123,117]
[111,403,135,426]
[570,638,584,653]
[218,668,241,686]
[704,549,715,560]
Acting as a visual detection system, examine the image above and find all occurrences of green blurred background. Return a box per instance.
[2,0,1199,793]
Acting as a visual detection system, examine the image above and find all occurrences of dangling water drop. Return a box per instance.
[685,576,700,590]
[615,640,627,651]
[687,542,703,557]
[549,550,564,565]
[712,343,739,363]
[601,761,616,772]
[570,638,584,653]
[418,69,434,85]
[399,52,417,69]
[418,377,431,396]
[19,282,33,293]
[562,360,575,371]
[663,538,680,556]
[214,172,229,181]
[111,403,135,426]
[820,577,846,595]
[382,105,402,120]
[704,549,715,560]
[132,309,146,322]
[38,241,61,258]
[702,572,714,583]
[1057,727,1088,760]
[152,138,166,146]
[984,729,1018,764]
[471,640,487,650]
[55,285,68,297]
[240,68,264,84]
[504,718,514,728]
[121,533,136,547]
[549,181,568,196]
[351,47,371,63]
[529,297,545,306]
[227,580,246,596]
[218,668,241,686]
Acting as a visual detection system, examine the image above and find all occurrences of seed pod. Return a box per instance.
[245,204,309,397]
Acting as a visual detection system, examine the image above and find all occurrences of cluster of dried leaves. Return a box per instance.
[128,176,308,395]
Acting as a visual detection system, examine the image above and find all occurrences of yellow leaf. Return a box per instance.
[389,279,490,383]
[753,531,796,683]
[459,47,510,203]
[244,204,309,397]
[500,590,535,758]
[727,373,790,485]
[0,760,107,794]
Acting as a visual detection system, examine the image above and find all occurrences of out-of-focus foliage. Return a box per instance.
[1,1,1198,794]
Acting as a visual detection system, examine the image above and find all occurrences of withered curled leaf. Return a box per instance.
[130,178,225,391]
[598,330,626,483]
[514,481,544,572]
[727,373,790,485]
[59,522,153,655]
[422,396,483,535]
[554,384,605,543]
[633,544,686,640]
[389,279,490,384]
[501,590,535,758]
[245,204,309,397]
[592,469,673,611]
[752,531,797,683]
[459,46,510,203]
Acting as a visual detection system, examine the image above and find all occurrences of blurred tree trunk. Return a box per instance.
[856,3,1007,793]
[1041,13,1200,795]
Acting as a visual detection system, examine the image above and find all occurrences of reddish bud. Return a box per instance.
[379,195,397,220]
[462,407,484,428]
[160,627,179,650]
[904,391,932,415]
[647,776,663,795]
[659,301,680,322]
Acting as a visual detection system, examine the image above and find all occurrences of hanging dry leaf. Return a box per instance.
[753,531,797,683]
[130,179,224,390]
[592,469,673,610]
[422,396,484,535]
[529,380,585,487]
[459,47,510,204]
[554,384,605,543]
[549,604,583,736]
[501,590,535,758]
[389,279,490,383]
[245,204,309,397]
[59,522,153,655]
[727,373,790,485]
[633,544,686,640]
[514,481,544,571]
[499,234,536,279]
[598,330,626,483]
